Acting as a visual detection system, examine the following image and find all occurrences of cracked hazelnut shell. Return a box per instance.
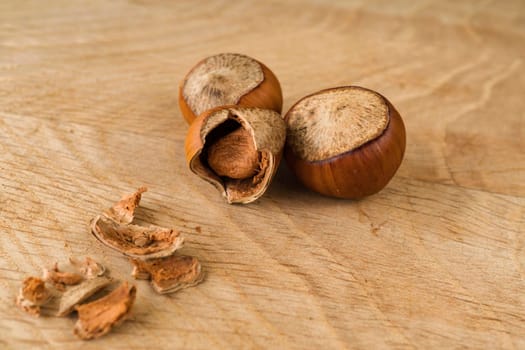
[185,106,286,204]
[90,187,185,259]
[91,215,184,259]
[179,53,283,124]
[130,254,204,294]
[16,277,52,317]
[57,276,112,317]
[284,86,406,199]
[74,282,136,340]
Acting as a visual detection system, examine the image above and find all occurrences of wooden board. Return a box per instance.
[1,0,524,348]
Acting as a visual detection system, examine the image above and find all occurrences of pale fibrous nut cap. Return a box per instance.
[185,106,286,204]
[179,53,283,124]
[286,88,388,161]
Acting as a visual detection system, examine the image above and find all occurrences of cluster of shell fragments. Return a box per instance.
[16,257,135,340]
[16,187,204,341]
[90,187,205,294]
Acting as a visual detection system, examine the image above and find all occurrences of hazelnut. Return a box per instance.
[284,86,406,199]
[179,53,283,124]
[206,127,259,179]
[185,106,286,204]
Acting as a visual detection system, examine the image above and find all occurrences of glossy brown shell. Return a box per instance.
[284,86,406,199]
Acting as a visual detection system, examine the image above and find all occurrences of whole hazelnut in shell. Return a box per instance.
[179,53,283,124]
[284,86,406,199]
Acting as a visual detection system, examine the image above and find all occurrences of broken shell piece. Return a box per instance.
[43,263,84,291]
[57,276,112,317]
[104,187,147,224]
[91,215,184,259]
[69,257,106,279]
[74,282,136,340]
[130,255,204,294]
[16,277,52,317]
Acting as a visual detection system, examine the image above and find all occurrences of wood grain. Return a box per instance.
[1,0,524,348]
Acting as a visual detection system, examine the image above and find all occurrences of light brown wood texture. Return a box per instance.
[1,0,524,348]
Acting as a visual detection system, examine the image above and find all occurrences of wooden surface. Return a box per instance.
[1,0,524,348]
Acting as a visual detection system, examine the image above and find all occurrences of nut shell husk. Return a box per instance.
[16,277,52,317]
[57,276,112,316]
[179,53,283,124]
[284,86,406,199]
[104,186,147,224]
[91,187,184,259]
[69,257,107,279]
[130,255,204,294]
[185,106,286,204]
[91,215,184,260]
[74,282,136,340]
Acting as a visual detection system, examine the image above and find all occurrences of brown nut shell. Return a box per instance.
[91,215,184,260]
[104,186,147,225]
[16,277,52,317]
[185,106,286,204]
[179,53,282,124]
[69,256,107,279]
[284,86,406,199]
[74,282,136,340]
[130,254,204,294]
[57,276,112,316]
